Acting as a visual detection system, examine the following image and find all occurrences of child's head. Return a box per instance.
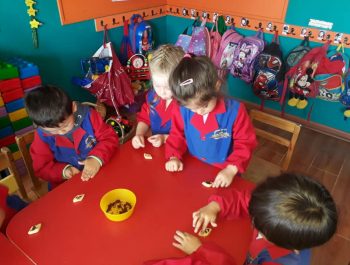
[25,85,74,135]
[149,44,184,100]
[169,55,220,115]
[248,173,337,250]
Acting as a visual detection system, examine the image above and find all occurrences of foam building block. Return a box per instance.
[21,76,41,90]
[8,108,28,122]
[2,88,24,103]
[0,78,21,93]
[0,62,19,80]
[5,98,25,113]
[7,58,39,79]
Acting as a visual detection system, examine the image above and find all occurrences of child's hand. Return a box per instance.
[212,165,238,188]
[165,157,183,172]
[147,134,166,148]
[192,201,221,233]
[78,158,101,181]
[132,135,145,149]
[63,166,80,179]
[173,230,202,255]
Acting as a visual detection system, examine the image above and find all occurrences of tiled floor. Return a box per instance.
[21,126,350,264]
[246,127,350,265]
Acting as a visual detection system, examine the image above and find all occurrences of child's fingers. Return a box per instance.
[172,242,184,251]
[192,211,200,227]
[210,220,218,227]
[194,216,204,233]
[178,162,183,171]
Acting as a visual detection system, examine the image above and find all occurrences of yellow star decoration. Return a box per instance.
[30,19,41,29]
[27,7,37,16]
[25,0,36,7]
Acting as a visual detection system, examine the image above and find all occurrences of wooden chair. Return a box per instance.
[0,147,28,200]
[243,109,301,183]
[15,130,48,198]
[81,101,107,120]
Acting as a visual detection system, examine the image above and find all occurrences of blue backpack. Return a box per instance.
[340,71,350,120]
[252,33,285,102]
[129,14,153,55]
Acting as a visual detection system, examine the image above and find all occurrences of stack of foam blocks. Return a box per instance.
[0,58,41,178]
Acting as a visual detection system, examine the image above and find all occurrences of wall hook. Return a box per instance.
[290,28,296,35]
[344,37,350,45]
[122,16,125,22]
[100,20,104,26]
[151,10,158,16]
[160,8,163,14]
[112,18,119,25]
[176,8,179,14]
[255,22,263,30]
[308,31,314,38]
[142,11,148,18]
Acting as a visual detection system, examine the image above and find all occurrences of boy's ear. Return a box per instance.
[72,102,77,113]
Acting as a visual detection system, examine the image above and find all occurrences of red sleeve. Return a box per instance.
[209,188,251,220]
[88,108,119,164]
[165,104,187,160]
[30,130,67,185]
[143,243,237,265]
[218,104,257,173]
[137,100,151,126]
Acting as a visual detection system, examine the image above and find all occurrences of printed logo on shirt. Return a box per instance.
[210,129,231,140]
[85,135,97,148]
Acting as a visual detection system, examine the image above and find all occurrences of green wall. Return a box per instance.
[166,15,350,133]
[0,1,349,133]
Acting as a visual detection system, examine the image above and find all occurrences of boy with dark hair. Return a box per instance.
[25,85,119,188]
[145,174,338,265]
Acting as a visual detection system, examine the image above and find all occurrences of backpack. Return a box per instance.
[209,16,226,61]
[252,33,285,101]
[230,30,265,83]
[316,44,348,102]
[175,18,199,53]
[188,18,211,56]
[129,14,153,55]
[284,42,330,110]
[340,71,350,119]
[286,37,311,71]
[120,20,134,66]
[213,26,243,70]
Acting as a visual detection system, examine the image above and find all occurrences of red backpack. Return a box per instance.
[284,42,329,110]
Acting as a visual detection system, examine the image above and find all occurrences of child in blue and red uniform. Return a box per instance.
[25,85,119,188]
[165,55,257,188]
[145,174,338,265]
[132,45,184,149]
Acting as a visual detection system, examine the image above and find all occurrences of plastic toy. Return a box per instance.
[125,54,150,81]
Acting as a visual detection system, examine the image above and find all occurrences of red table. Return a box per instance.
[0,233,34,264]
[7,142,254,265]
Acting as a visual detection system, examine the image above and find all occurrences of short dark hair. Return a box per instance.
[169,55,219,106]
[25,85,73,128]
[248,173,337,250]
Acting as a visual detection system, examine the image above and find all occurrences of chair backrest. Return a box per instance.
[0,147,27,199]
[81,101,107,120]
[249,109,301,171]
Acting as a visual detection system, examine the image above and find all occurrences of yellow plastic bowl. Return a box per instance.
[100,189,136,222]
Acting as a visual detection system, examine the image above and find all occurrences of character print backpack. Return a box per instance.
[213,26,243,79]
[230,29,265,83]
[252,32,285,102]
[339,70,350,120]
[315,44,349,102]
[129,14,153,55]
[283,42,330,110]
[188,18,211,56]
